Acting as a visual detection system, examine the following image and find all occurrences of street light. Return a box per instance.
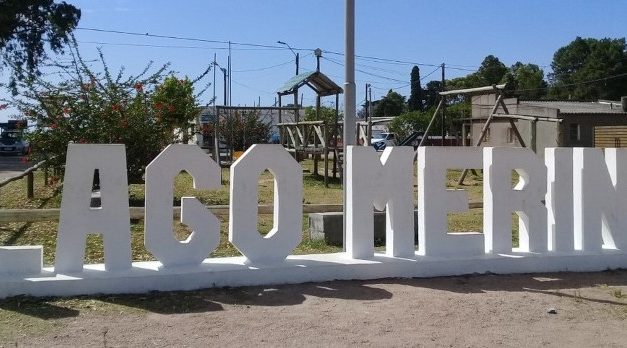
[277,40,300,120]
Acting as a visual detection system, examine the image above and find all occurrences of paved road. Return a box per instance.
[0,155,32,181]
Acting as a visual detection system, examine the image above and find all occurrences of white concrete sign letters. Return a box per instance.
[1,144,627,298]
[418,147,484,257]
[55,144,131,273]
[144,144,221,267]
[229,144,303,264]
[346,146,415,259]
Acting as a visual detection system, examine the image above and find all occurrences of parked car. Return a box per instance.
[0,120,29,156]
[0,130,29,155]
[371,132,395,151]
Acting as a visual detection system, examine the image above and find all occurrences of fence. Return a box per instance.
[0,160,49,199]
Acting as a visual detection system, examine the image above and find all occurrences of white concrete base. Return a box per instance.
[0,246,42,276]
[1,251,626,298]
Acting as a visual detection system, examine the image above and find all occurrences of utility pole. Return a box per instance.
[212,54,219,163]
[441,63,446,146]
[228,41,232,107]
[277,40,300,123]
[366,83,372,146]
[315,48,322,72]
[343,0,356,251]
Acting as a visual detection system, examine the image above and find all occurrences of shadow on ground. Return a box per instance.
[377,269,627,306]
[0,296,79,319]
[1,270,624,318]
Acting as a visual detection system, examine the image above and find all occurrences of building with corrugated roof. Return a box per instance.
[463,94,627,156]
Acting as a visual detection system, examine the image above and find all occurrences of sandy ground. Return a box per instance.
[3,270,627,347]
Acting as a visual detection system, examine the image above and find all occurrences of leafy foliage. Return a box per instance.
[408,66,423,111]
[477,55,508,85]
[505,62,547,99]
[218,110,271,151]
[374,90,406,117]
[549,37,627,100]
[151,76,197,143]
[303,105,341,124]
[0,0,81,90]
[12,45,208,183]
[388,109,431,141]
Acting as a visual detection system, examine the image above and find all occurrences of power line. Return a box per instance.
[323,56,408,84]
[420,66,441,81]
[512,71,627,93]
[76,27,304,51]
[76,26,478,72]
[76,40,283,51]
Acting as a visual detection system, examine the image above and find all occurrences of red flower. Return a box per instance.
[63,108,71,115]
[167,104,175,112]
[112,104,121,111]
[134,82,143,92]
[79,138,86,144]
[155,102,163,110]
[50,123,58,129]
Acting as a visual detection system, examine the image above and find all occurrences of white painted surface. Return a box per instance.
[2,144,627,299]
[545,148,574,252]
[1,251,626,299]
[418,147,484,257]
[573,148,627,252]
[0,246,42,276]
[346,146,415,259]
[55,144,131,273]
[484,147,547,254]
[144,144,221,267]
[229,145,303,264]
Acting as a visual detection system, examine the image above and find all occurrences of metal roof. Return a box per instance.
[520,100,627,115]
[277,71,343,97]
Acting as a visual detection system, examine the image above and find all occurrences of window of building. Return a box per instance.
[569,123,580,142]
[615,138,621,147]
[506,127,515,143]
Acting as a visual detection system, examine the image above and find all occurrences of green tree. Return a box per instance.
[549,37,627,100]
[407,66,423,111]
[388,110,431,142]
[507,62,547,99]
[304,105,341,124]
[152,76,198,143]
[423,80,442,110]
[374,90,406,117]
[477,55,508,85]
[218,110,271,151]
[12,46,209,183]
[0,0,81,89]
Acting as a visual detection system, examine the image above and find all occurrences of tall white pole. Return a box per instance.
[343,0,356,251]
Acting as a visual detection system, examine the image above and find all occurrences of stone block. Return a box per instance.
[309,211,418,247]
[0,246,42,276]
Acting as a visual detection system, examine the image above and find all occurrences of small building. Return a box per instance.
[462,94,627,156]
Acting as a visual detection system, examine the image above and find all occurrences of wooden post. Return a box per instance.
[27,172,34,199]
[508,118,526,147]
[418,98,445,147]
[44,166,49,186]
[458,93,504,185]
[530,119,537,153]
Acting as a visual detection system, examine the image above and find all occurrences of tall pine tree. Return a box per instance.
[408,66,423,111]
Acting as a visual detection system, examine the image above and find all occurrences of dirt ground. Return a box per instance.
[2,270,627,347]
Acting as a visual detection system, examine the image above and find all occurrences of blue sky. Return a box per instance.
[2,0,627,121]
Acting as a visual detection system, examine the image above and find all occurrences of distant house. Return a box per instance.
[462,94,627,156]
